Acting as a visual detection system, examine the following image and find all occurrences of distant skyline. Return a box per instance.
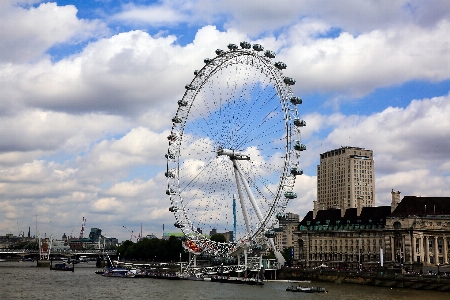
[0,0,449,242]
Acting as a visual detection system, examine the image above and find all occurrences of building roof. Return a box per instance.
[299,206,391,226]
[391,196,450,217]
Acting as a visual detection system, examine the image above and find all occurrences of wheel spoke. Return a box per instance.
[167,43,304,259]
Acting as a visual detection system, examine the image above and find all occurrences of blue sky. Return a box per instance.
[0,0,449,242]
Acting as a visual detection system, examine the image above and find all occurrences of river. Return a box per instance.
[0,261,448,299]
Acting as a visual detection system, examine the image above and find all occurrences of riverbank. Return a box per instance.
[276,268,450,292]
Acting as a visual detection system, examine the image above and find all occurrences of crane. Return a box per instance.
[79,217,86,239]
[123,225,138,242]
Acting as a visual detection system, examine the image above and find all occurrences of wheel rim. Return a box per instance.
[166,43,304,257]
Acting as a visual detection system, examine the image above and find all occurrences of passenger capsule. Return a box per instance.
[284,191,297,199]
[185,84,196,90]
[274,62,287,69]
[215,49,225,56]
[204,58,212,64]
[290,96,302,105]
[293,141,306,151]
[284,77,296,85]
[165,152,175,159]
[169,206,178,212]
[253,44,264,51]
[264,230,276,238]
[240,41,252,49]
[194,70,200,76]
[166,188,176,195]
[167,134,176,141]
[264,50,276,58]
[293,119,306,127]
[174,222,184,228]
[227,43,238,51]
[172,117,182,123]
[253,244,263,251]
[178,100,188,106]
[276,212,288,220]
[165,171,175,178]
[290,167,303,176]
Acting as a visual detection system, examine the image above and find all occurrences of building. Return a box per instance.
[274,212,300,253]
[295,191,450,271]
[209,229,234,242]
[88,228,102,242]
[295,204,389,269]
[317,146,375,210]
[385,193,450,268]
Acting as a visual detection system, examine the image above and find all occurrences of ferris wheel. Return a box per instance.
[166,42,306,260]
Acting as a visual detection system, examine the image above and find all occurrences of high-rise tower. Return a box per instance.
[317,146,375,210]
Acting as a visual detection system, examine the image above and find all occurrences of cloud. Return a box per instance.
[281,19,450,98]
[298,93,450,207]
[326,93,450,170]
[92,197,124,214]
[0,109,129,153]
[0,1,449,241]
[198,0,450,35]
[111,2,190,26]
[0,2,107,63]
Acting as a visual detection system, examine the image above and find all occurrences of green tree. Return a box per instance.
[210,233,226,243]
[282,246,294,267]
[117,240,134,259]
[116,236,185,262]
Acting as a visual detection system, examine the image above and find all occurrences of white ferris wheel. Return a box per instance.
[166,42,306,263]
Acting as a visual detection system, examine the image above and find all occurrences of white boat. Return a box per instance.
[286,285,328,293]
[102,267,135,278]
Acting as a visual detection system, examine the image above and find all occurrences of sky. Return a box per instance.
[0,0,449,243]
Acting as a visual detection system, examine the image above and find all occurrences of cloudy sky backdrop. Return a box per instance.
[0,0,449,242]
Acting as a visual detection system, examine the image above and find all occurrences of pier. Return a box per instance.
[277,268,450,292]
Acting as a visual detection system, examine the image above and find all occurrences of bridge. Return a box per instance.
[0,249,117,258]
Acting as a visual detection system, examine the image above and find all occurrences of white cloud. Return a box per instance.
[0,1,449,241]
[281,19,450,98]
[0,2,107,63]
[92,197,124,214]
[111,2,189,26]
[0,109,131,162]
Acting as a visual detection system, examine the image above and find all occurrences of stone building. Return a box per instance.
[294,191,450,271]
[273,212,299,253]
[317,146,375,210]
[385,194,450,269]
[295,204,389,269]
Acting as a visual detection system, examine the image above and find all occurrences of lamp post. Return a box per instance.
[437,263,440,275]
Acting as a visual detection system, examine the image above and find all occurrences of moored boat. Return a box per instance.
[286,285,327,293]
[102,267,135,278]
[51,262,74,271]
[211,276,264,285]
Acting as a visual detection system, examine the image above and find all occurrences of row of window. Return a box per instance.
[311,245,379,253]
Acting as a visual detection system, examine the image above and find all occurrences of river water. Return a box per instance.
[1,261,449,300]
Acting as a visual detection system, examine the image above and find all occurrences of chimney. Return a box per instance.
[357,196,362,217]
[391,189,401,213]
[313,200,318,219]
[341,199,346,218]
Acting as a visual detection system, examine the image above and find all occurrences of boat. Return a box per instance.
[127,268,147,278]
[286,285,328,293]
[102,267,135,278]
[211,276,264,285]
[51,262,74,271]
[182,273,205,281]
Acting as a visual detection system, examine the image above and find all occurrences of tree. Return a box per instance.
[210,233,226,243]
[282,247,294,267]
[117,240,134,259]
[116,236,185,262]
